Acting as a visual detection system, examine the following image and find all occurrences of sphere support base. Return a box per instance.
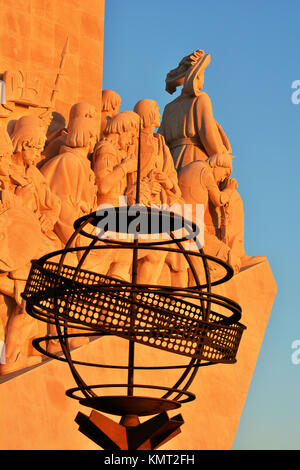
[75,409,184,450]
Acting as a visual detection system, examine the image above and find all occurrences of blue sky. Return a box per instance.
[102,0,300,449]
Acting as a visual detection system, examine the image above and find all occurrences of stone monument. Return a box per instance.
[0,5,276,451]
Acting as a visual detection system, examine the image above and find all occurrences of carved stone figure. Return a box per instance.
[93,111,139,281]
[130,99,188,286]
[10,117,61,252]
[40,116,99,351]
[0,205,46,373]
[212,181,246,264]
[100,90,121,138]
[0,117,62,374]
[0,127,16,365]
[178,154,241,278]
[41,116,98,247]
[0,124,46,278]
[130,99,182,207]
[41,102,98,163]
[158,50,232,172]
[94,111,138,207]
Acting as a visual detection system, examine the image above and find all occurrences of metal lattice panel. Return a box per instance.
[23,259,245,364]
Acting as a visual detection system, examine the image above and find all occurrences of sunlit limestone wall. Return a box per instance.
[0,0,105,120]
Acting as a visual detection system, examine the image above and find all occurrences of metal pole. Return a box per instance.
[127,120,142,396]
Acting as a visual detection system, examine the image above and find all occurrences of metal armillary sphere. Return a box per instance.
[22,129,246,450]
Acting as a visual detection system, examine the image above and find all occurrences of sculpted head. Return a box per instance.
[68,102,97,125]
[13,115,44,133]
[11,117,46,167]
[104,111,140,151]
[66,117,98,154]
[133,99,161,130]
[208,154,232,184]
[102,90,121,117]
[193,72,205,94]
[165,49,210,96]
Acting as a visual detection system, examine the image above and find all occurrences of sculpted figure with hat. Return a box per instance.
[158,50,232,172]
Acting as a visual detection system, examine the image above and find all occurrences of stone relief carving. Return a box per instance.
[41,102,98,163]
[93,111,138,282]
[158,50,232,172]
[94,110,138,207]
[0,48,252,375]
[178,156,241,279]
[0,118,57,373]
[3,70,52,109]
[131,99,188,287]
[158,49,249,276]
[100,90,122,138]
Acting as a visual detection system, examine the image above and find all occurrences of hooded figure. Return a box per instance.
[41,116,98,246]
[158,50,232,172]
[40,102,98,164]
[100,90,121,138]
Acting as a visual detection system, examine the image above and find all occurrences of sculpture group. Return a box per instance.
[0,49,248,374]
